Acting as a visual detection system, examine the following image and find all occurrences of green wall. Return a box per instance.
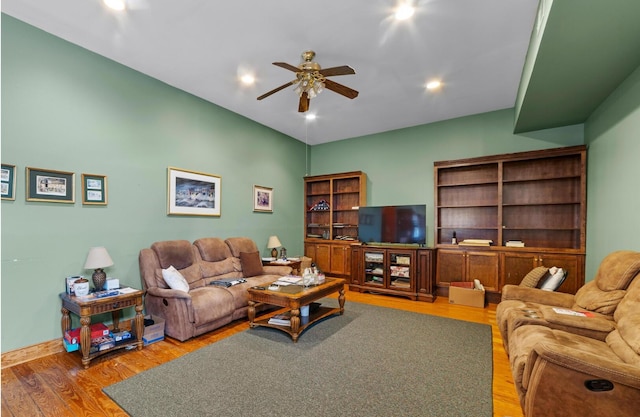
[310,109,584,247]
[1,15,307,352]
[584,64,640,275]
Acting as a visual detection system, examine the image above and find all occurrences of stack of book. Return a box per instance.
[505,240,525,247]
[458,239,493,247]
[268,313,291,326]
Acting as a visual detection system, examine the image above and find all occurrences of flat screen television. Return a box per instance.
[358,204,427,245]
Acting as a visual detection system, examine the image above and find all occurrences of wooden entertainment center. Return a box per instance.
[313,145,587,304]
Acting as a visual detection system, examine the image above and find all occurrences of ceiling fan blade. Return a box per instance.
[298,92,310,112]
[257,80,295,100]
[319,65,356,77]
[324,79,359,99]
[273,62,300,72]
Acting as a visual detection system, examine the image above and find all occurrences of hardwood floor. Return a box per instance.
[1,289,523,417]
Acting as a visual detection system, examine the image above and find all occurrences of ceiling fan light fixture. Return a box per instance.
[395,4,415,20]
[103,0,126,11]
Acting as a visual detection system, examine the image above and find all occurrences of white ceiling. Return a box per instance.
[1,0,540,145]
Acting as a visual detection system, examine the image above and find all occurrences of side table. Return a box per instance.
[60,287,144,368]
[262,259,302,275]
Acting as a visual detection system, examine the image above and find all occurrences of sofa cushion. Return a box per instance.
[614,276,640,355]
[606,330,640,366]
[225,237,259,257]
[161,266,189,292]
[194,237,232,262]
[239,251,264,277]
[594,250,640,291]
[151,240,194,270]
[520,266,549,288]
[573,281,626,315]
[200,257,236,278]
[189,287,235,325]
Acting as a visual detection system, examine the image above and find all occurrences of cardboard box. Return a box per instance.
[132,314,165,345]
[63,338,79,352]
[449,282,486,308]
[64,322,110,344]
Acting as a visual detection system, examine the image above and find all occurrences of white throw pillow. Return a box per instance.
[162,265,189,292]
[539,267,566,291]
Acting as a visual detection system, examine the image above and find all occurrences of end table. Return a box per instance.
[60,287,144,368]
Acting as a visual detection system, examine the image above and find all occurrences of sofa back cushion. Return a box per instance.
[573,281,627,315]
[194,237,232,262]
[594,250,640,291]
[151,240,194,270]
[225,237,259,257]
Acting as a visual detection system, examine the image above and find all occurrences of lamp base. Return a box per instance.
[271,248,278,258]
[92,268,107,291]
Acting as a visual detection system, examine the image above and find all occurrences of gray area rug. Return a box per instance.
[104,300,493,416]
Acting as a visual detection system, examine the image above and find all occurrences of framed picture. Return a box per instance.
[1,163,16,201]
[168,167,221,216]
[82,173,108,205]
[253,185,273,212]
[26,167,75,203]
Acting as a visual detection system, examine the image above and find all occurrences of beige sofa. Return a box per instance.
[497,251,640,416]
[139,237,292,341]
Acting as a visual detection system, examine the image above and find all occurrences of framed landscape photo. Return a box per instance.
[168,167,221,216]
[26,167,75,203]
[1,163,16,201]
[253,185,273,212]
[82,173,108,205]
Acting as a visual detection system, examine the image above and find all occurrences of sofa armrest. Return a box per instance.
[528,341,640,390]
[262,265,293,276]
[146,286,192,299]
[501,284,575,307]
[522,341,640,417]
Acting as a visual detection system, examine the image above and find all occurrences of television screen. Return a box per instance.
[358,204,427,245]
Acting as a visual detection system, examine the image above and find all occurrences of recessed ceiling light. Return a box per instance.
[240,74,255,86]
[103,0,126,11]
[426,80,442,90]
[305,114,317,121]
[395,4,415,20]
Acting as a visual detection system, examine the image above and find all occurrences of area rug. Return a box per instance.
[104,300,493,417]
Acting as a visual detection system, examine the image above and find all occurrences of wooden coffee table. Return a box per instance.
[247,277,345,342]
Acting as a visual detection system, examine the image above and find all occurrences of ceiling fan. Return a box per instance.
[257,50,359,113]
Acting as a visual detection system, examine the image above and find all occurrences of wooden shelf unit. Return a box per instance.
[434,146,587,302]
[304,171,367,278]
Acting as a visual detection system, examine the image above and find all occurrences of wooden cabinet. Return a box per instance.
[436,248,499,292]
[417,248,436,302]
[434,146,587,300]
[501,251,584,295]
[304,171,366,279]
[350,245,436,302]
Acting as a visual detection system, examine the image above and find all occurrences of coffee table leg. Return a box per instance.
[248,301,256,327]
[290,308,301,342]
[338,287,345,314]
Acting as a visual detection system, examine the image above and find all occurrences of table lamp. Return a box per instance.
[267,236,282,258]
[84,246,114,291]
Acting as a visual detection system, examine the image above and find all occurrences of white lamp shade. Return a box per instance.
[267,236,282,249]
[84,246,114,269]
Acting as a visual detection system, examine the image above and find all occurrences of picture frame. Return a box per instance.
[253,185,273,212]
[82,173,108,205]
[26,167,75,203]
[168,166,221,216]
[1,163,16,201]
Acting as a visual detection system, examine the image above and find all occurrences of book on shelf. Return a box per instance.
[505,240,525,247]
[458,239,493,246]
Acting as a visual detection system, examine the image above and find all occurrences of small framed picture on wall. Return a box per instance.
[253,185,273,212]
[168,166,221,216]
[26,167,75,203]
[82,173,108,205]
[1,163,16,201]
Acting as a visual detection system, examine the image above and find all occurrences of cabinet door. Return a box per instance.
[305,243,331,273]
[417,249,435,300]
[330,244,351,276]
[363,249,386,287]
[436,249,466,285]
[502,252,538,287]
[537,253,583,294]
[466,251,499,291]
[388,250,415,291]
